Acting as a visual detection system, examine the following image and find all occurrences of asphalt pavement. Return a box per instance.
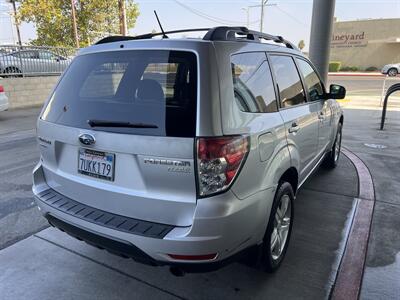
[328,75,398,96]
[0,108,47,249]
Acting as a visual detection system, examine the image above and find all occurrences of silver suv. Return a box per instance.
[33,27,345,274]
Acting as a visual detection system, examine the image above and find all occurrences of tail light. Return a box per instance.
[196,135,249,197]
[0,85,4,93]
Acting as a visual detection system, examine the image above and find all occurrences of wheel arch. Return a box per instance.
[3,65,21,73]
[278,167,299,195]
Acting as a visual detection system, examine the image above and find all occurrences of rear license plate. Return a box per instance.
[78,148,115,181]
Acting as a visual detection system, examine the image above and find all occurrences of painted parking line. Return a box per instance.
[337,99,351,103]
[331,148,375,300]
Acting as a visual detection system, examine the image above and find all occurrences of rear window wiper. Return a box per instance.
[87,119,158,129]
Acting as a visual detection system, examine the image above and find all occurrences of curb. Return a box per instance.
[328,73,384,77]
[330,148,375,300]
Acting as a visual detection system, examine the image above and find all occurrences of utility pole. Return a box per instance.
[260,0,266,32]
[119,0,127,36]
[309,0,336,83]
[241,7,249,28]
[71,0,79,48]
[243,1,275,32]
[6,0,22,46]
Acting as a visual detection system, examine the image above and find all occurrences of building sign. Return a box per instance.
[331,32,368,48]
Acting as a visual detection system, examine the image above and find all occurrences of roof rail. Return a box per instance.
[95,28,210,45]
[95,26,297,50]
[203,26,297,49]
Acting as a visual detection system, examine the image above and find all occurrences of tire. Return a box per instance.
[322,122,342,169]
[257,181,294,272]
[388,68,398,77]
[3,67,22,78]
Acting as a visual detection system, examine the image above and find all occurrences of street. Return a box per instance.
[329,75,400,97]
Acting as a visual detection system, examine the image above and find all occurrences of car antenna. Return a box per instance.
[154,10,168,39]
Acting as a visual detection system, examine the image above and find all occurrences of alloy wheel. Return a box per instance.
[270,194,292,260]
[334,128,342,162]
[388,69,398,77]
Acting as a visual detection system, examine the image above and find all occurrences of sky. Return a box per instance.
[1,0,400,50]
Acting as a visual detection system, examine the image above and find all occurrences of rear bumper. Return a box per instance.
[44,214,257,272]
[33,162,274,271]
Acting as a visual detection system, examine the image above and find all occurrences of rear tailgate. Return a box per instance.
[38,49,198,226]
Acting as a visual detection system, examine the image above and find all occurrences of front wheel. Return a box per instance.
[4,67,22,78]
[257,182,294,272]
[322,122,342,169]
[388,68,398,77]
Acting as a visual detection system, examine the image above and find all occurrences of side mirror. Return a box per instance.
[327,84,346,100]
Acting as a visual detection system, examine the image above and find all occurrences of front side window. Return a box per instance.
[296,58,324,101]
[270,55,306,108]
[39,51,57,60]
[41,50,197,137]
[231,52,277,113]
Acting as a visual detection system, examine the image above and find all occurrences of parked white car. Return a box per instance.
[0,50,71,77]
[381,63,400,77]
[0,79,9,111]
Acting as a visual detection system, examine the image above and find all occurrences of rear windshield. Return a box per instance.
[41,50,197,137]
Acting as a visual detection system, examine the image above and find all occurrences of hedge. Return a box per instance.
[365,66,378,72]
[340,66,359,72]
[329,61,341,72]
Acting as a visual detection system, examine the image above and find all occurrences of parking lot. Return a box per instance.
[0,76,399,299]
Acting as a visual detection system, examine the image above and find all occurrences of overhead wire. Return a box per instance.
[174,0,260,26]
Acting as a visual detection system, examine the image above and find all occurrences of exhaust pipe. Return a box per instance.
[169,266,185,277]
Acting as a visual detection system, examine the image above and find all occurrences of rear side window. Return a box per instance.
[270,55,306,108]
[296,58,324,101]
[41,50,197,137]
[231,52,277,113]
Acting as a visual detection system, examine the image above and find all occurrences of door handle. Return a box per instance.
[289,122,300,133]
[318,111,325,121]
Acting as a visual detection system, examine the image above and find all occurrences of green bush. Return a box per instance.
[365,66,378,72]
[329,61,341,72]
[340,66,359,72]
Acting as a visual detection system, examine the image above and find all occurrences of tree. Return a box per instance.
[17,0,139,48]
[298,40,305,51]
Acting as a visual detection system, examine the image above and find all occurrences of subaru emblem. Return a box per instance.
[79,133,95,146]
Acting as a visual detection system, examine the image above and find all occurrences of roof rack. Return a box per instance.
[95,26,297,50]
[203,27,297,49]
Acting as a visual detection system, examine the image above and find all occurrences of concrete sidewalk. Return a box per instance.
[341,108,400,299]
[0,156,359,300]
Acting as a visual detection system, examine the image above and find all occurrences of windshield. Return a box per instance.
[41,50,197,137]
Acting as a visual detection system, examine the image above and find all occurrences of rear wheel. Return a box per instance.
[322,122,342,169]
[388,68,398,77]
[257,181,294,272]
